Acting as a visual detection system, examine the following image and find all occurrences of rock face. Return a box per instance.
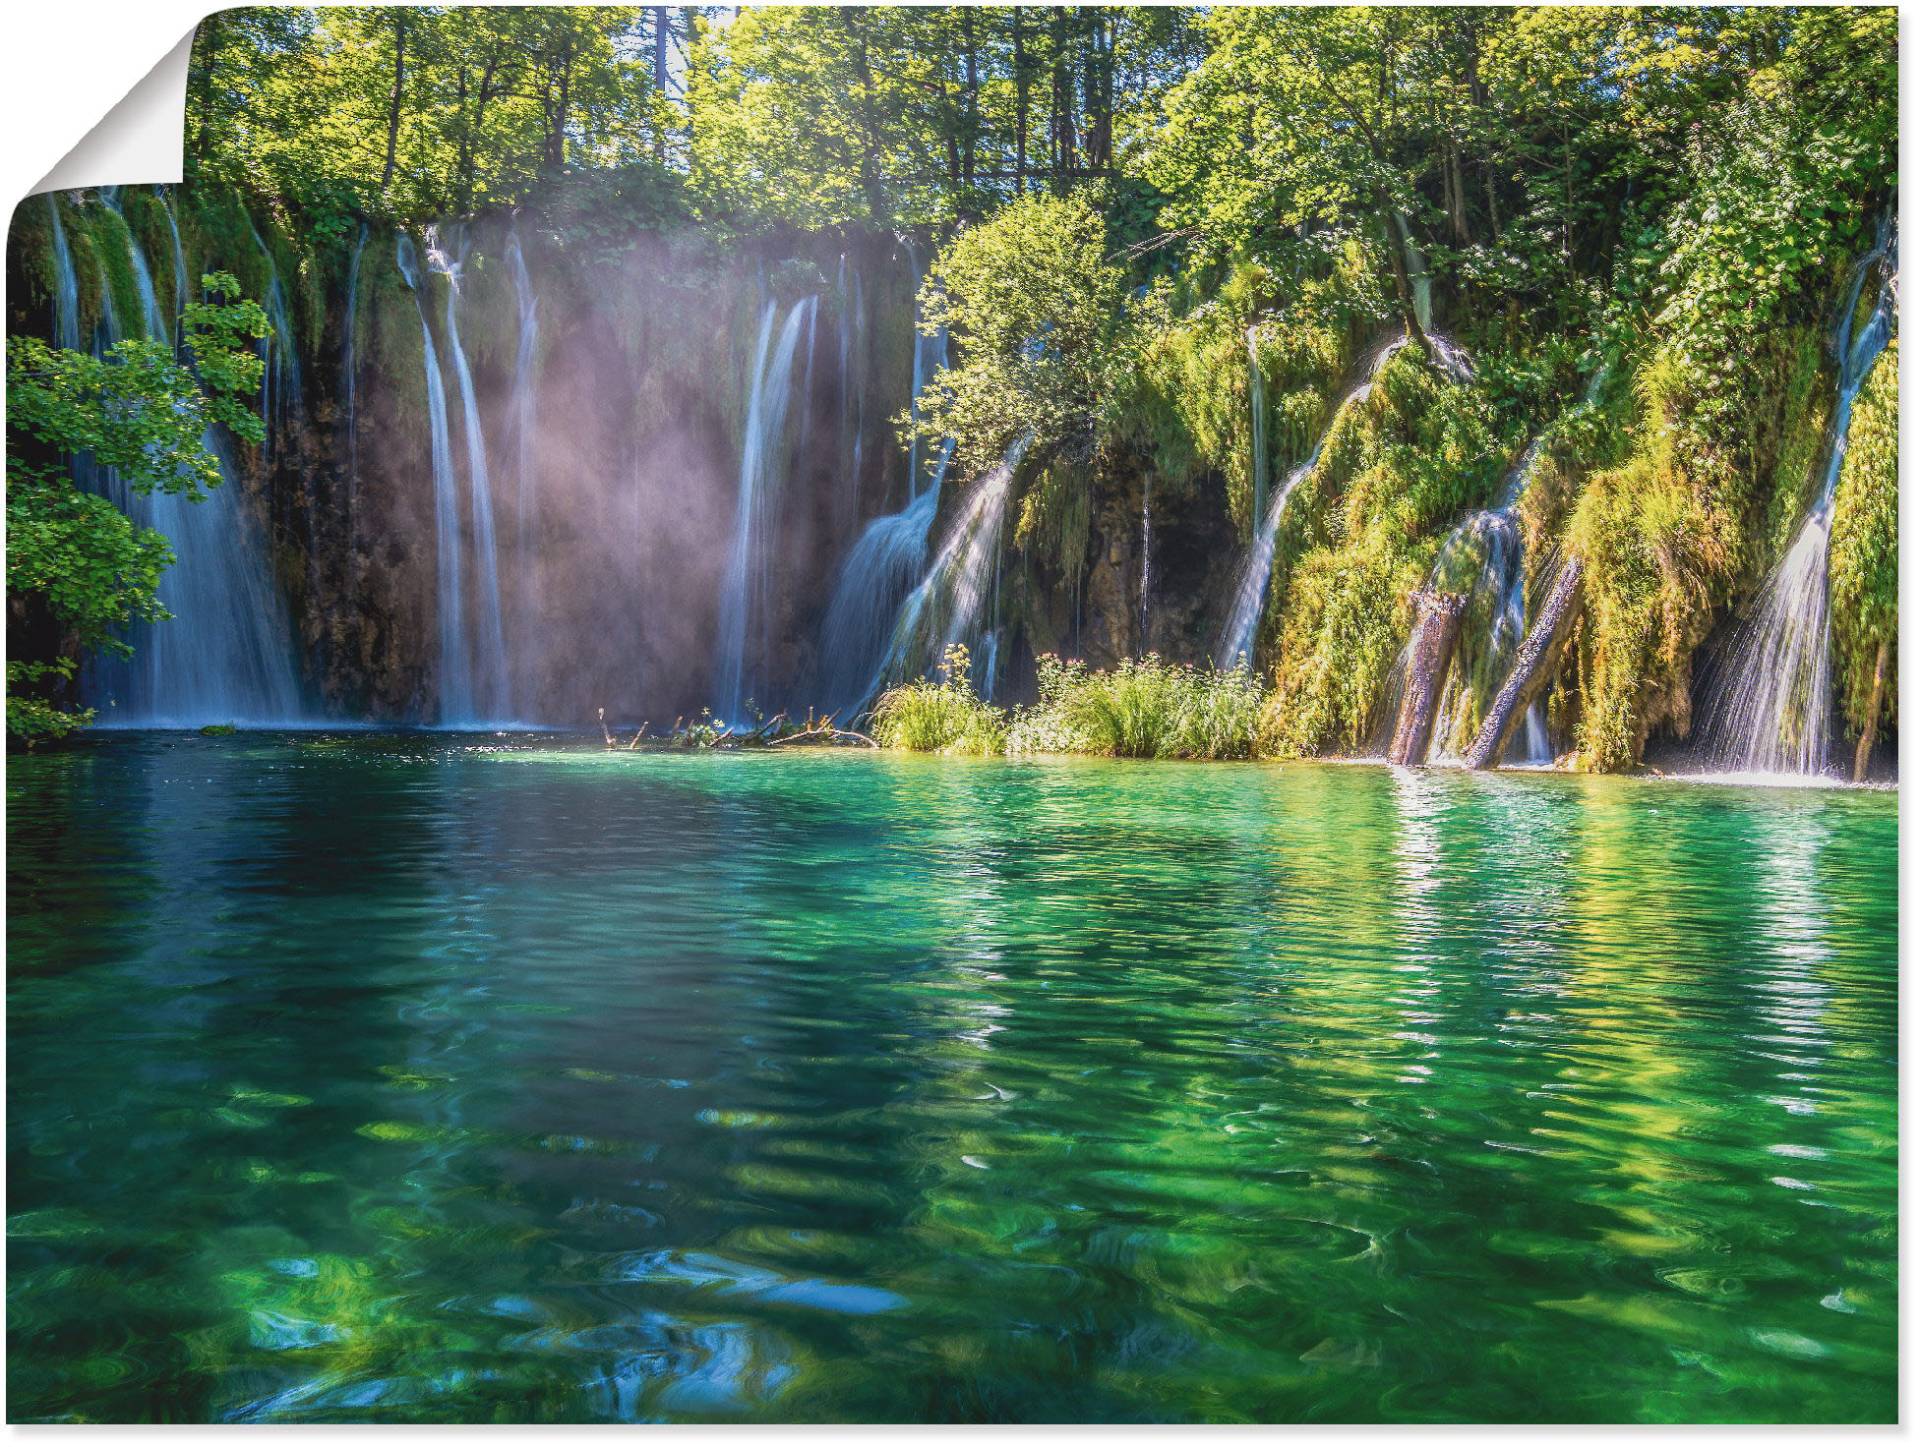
[7,192,1253,726]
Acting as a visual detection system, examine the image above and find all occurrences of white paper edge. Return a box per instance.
[32,28,194,196]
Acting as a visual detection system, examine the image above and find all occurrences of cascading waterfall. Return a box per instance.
[396,233,473,723]
[872,436,1029,696]
[1394,212,1434,335]
[815,486,943,714]
[102,189,168,347]
[506,225,539,559]
[1387,367,1606,762]
[1415,442,1546,762]
[85,191,303,725]
[814,270,954,714]
[834,255,866,531]
[1140,478,1154,644]
[713,295,815,722]
[44,196,81,351]
[1218,335,1409,669]
[160,188,188,347]
[247,219,302,461]
[428,228,511,723]
[1693,226,1897,777]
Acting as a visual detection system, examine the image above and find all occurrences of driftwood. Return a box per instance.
[1464,559,1583,769]
[1387,590,1468,766]
[597,707,877,750]
[1853,639,1888,782]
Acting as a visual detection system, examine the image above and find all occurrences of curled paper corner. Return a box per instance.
[31,28,194,197]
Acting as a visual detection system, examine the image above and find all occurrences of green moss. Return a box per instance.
[1829,338,1897,737]
[79,203,144,343]
[1013,455,1092,596]
[1761,326,1831,557]
[1258,346,1503,757]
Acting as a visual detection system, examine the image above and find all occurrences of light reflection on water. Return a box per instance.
[6,735,1896,1422]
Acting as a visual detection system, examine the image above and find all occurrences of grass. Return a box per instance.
[869,646,1008,755]
[1008,654,1266,760]
[872,651,1267,761]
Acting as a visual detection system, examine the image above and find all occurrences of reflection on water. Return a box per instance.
[7,737,1896,1423]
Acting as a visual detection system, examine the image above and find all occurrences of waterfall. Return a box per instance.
[1693,227,1897,777]
[160,188,188,344]
[1393,212,1433,335]
[506,225,539,557]
[713,295,815,722]
[904,243,949,501]
[396,233,472,723]
[44,196,81,352]
[428,228,511,723]
[1408,441,1546,762]
[102,190,168,348]
[872,436,1029,696]
[834,254,865,531]
[814,269,954,714]
[816,487,942,714]
[1218,335,1408,669]
[247,220,302,458]
[1140,478,1153,643]
[85,191,303,725]
[1389,365,1607,762]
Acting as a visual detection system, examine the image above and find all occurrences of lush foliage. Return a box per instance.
[5,279,267,742]
[1259,346,1504,757]
[1830,340,1898,739]
[870,645,1007,755]
[80,6,1905,767]
[1006,653,1264,760]
[913,192,1129,475]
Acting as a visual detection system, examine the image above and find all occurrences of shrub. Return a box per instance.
[1007,654,1265,760]
[870,645,1007,755]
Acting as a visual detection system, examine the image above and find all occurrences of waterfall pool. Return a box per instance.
[7,734,1895,1422]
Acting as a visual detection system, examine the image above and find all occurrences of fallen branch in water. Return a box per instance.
[765,718,879,748]
[598,707,877,749]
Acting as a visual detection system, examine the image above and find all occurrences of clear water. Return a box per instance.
[7,737,1895,1423]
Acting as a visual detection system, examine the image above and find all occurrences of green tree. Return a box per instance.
[6,276,267,743]
[912,191,1129,474]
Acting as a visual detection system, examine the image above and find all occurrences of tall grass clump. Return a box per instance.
[1007,654,1265,759]
[870,645,1007,755]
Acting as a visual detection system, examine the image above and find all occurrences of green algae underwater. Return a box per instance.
[6,734,1896,1422]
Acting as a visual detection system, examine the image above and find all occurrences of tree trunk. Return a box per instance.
[1388,590,1468,766]
[961,9,978,188]
[455,68,473,211]
[379,13,408,196]
[1051,7,1076,189]
[1852,638,1889,782]
[1013,8,1029,193]
[1382,205,1427,347]
[1465,560,1582,769]
[653,6,670,160]
[1448,141,1470,243]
